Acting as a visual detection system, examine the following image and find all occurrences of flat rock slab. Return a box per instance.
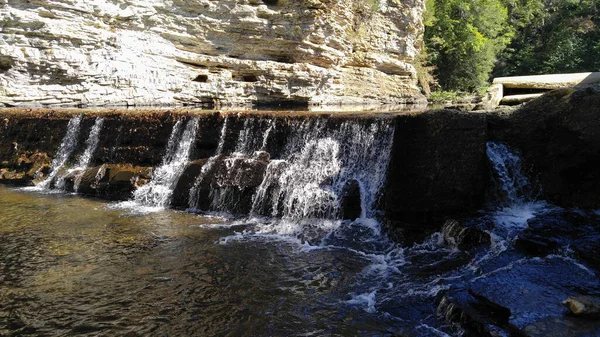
[469,256,600,336]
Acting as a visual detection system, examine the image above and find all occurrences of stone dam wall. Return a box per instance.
[0,0,425,107]
[0,108,486,241]
[1,87,598,241]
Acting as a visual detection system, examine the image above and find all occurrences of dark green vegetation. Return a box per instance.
[424,0,600,92]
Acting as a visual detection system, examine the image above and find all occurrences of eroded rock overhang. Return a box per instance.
[0,0,426,107]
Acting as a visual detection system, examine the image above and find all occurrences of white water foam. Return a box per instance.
[486,141,548,234]
[132,118,199,209]
[32,115,82,190]
[54,117,105,191]
[346,291,378,313]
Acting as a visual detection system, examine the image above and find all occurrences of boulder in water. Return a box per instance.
[442,219,491,250]
[75,164,152,200]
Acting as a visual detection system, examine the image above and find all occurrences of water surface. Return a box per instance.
[0,186,418,336]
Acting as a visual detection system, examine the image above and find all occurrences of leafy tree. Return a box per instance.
[495,0,600,76]
[424,0,600,93]
[425,0,513,92]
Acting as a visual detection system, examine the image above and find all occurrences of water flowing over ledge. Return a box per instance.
[1,98,600,336]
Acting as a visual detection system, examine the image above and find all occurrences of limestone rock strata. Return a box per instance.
[0,0,425,107]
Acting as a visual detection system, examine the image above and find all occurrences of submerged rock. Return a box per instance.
[467,257,600,336]
[73,165,152,200]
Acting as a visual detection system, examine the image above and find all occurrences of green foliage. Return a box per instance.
[428,90,460,102]
[425,0,513,92]
[495,0,600,76]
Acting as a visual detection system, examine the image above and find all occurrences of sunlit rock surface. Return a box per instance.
[0,0,425,107]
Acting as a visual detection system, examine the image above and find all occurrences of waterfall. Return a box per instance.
[260,119,274,151]
[54,117,105,191]
[132,118,199,208]
[486,142,532,205]
[251,119,395,221]
[36,115,82,189]
[76,118,104,169]
[486,141,547,231]
[188,117,229,210]
[208,118,275,212]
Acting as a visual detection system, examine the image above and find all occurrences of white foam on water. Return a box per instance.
[34,115,83,190]
[414,324,455,337]
[346,291,378,313]
[491,201,548,231]
[106,200,166,215]
[54,117,105,191]
[114,118,199,212]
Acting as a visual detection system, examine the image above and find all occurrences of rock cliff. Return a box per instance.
[0,0,425,107]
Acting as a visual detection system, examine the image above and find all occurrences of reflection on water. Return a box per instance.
[0,186,408,336]
[3,184,596,336]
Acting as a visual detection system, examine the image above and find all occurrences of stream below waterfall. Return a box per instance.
[2,115,600,336]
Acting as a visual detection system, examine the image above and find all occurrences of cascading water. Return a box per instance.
[214,118,401,315]
[76,118,104,170]
[11,115,599,337]
[132,118,199,208]
[35,115,82,190]
[54,117,104,191]
[486,141,532,205]
[188,117,229,210]
[485,141,548,232]
[251,119,394,223]
[194,117,276,213]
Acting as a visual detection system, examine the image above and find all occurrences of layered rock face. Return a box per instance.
[0,0,425,107]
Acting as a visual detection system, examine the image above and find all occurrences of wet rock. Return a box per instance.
[75,166,104,195]
[59,169,84,191]
[467,257,600,336]
[515,209,600,272]
[171,159,209,208]
[75,165,151,200]
[563,296,600,318]
[521,315,600,337]
[438,290,510,337]
[0,169,28,185]
[488,87,600,209]
[442,219,491,250]
[340,179,361,220]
